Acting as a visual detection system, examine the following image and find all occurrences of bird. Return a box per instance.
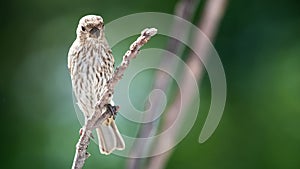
[68,15,125,155]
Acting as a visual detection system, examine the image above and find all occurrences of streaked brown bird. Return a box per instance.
[68,15,125,155]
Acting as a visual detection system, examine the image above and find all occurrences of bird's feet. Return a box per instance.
[105,104,119,120]
[103,104,119,126]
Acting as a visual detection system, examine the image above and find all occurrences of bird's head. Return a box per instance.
[76,15,104,40]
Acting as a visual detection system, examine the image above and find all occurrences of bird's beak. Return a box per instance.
[89,27,100,38]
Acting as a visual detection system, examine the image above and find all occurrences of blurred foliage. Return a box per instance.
[0,0,300,169]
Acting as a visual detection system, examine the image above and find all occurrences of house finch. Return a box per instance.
[68,15,125,155]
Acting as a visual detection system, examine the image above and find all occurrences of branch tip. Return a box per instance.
[142,28,158,36]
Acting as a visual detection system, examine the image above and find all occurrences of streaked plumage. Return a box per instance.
[68,15,125,155]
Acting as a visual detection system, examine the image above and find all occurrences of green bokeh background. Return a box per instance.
[1,0,300,168]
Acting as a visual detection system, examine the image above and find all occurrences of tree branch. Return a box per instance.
[71,28,157,169]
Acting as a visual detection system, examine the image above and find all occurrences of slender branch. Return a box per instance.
[146,0,228,169]
[71,109,112,169]
[71,28,157,169]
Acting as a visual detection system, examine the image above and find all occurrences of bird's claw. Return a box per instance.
[102,104,120,126]
[105,104,119,120]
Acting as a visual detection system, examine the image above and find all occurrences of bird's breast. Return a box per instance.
[70,41,114,114]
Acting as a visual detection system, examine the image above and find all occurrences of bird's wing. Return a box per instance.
[67,40,79,72]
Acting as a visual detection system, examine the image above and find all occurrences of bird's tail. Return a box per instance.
[96,120,125,155]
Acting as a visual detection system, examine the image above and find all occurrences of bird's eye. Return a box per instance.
[81,26,86,31]
[97,23,104,28]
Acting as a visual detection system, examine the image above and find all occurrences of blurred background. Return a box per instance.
[1,0,300,168]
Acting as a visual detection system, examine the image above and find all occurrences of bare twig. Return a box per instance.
[71,28,157,169]
[146,0,228,169]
